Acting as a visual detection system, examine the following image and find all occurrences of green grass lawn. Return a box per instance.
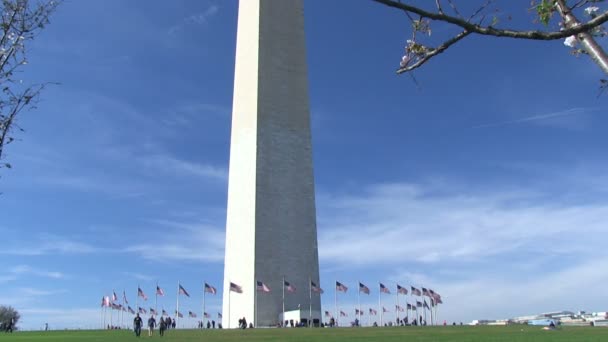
[2,326,607,342]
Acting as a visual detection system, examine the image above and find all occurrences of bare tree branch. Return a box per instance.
[372,0,608,40]
[398,30,470,73]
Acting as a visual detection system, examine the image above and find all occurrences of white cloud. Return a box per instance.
[122,272,154,281]
[0,234,100,256]
[125,220,225,262]
[472,107,600,129]
[9,265,64,279]
[138,154,227,181]
[168,5,219,35]
[317,182,608,266]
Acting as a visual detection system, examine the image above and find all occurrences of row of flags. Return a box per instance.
[324,301,436,318]
[228,280,442,303]
[101,282,219,317]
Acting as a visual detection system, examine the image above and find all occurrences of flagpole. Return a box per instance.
[357,280,360,325]
[396,285,399,325]
[122,290,125,328]
[334,280,337,327]
[135,285,139,325]
[155,282,158,316]
[378,284,382,327]
[282,275,285,327]
[203,282,206,329]
[308,276,312,328]
[254,279,258,328]
[176,281,180,329]
[228,285,231,329]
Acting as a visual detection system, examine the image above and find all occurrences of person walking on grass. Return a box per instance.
[133,313,143,337]
[159,317,166,337]
[147,315,156,337]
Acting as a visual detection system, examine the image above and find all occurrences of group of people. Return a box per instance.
[196,320,220,329]
[132,313,177,337]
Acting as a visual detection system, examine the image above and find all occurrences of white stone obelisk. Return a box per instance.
[222,0,321,328]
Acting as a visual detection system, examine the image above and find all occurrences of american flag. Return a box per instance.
[111,303,121,310]
[122,306,127,312]
[150,308,157,315]
[101,296,110,307]
[162,309,168,316]
[123,290,129,304]
[176,311,183,318]
[410,286,422,296]
[397,284,408,295]
[284,280,296,293]
[359,282,370,294]
[138,287,148,301]
[112,291,118,302]
[257,281,271,293]
[395,305,404,312]
[406,303,412,310]
[416,301,423,307]
[369,308,377,315]
[336,281,348,292]
[204,312,211,318]
[188,311,197,318]
[230,282,243,293]
[204,283,217,295]
[218,313,223,319]
[139,307,147,314]
[422,287,430,296]
[355,309,361,315]
[128,306,135,314]
[382,307,390,313]
[435,297,443,304]
[379,283,391,294]
[156,286,164,296]
[178,284,190,297]
[324,311,332,317]
[340,310,347,317]
[310,281,324,294]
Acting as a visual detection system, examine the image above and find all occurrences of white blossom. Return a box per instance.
[585,6,599,16]
[564,35,577,47]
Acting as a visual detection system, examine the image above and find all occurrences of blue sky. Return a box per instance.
[1,0,607,330]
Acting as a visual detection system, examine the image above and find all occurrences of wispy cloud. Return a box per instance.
[138,154,227,181]
[9,265,64,279]
[168,5,219,35]
[125,220,225,262]
[472,107,601,129]
[122,272,154,281]
[0,234,101,256]
[317,180,608,267]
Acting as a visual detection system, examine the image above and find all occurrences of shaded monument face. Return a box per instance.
[222,0,321,328]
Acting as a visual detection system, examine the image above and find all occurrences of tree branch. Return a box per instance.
[372,0,608,40]
[398,30,471,74]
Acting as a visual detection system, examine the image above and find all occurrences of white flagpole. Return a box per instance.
[135,285,139,324]
[176,281,180,329]
[308,276,312,328]
[202,282,206,329]
[228,286,231,329]
[155,282,158,316]
[396,285,399,325]
[282,276,285,327]
[334,280,338,327]
[254,279,258,328]
[357,280,360,325]
[378,284,382,327]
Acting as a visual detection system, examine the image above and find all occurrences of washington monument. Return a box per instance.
[222,0,321,328]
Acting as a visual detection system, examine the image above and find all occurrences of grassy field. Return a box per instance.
[2,326,607,342]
